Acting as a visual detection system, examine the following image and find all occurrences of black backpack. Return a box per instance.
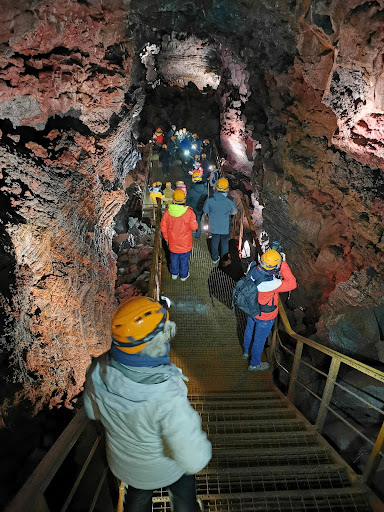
[232,262,275,317]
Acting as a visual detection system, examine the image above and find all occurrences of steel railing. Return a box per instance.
[239,192,384,492]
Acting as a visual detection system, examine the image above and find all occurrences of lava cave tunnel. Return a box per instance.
[0,0,384,509]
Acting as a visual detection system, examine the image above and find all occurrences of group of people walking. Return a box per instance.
[83,127,297,512]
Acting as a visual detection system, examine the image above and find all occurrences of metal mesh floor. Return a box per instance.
[162,237,273,395]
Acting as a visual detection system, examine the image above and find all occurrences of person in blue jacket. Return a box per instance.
[84,296,211,512]
[203,177,237,264]
[186,171,208,239]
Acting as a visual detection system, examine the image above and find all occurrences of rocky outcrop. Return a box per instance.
[0,0,137,412]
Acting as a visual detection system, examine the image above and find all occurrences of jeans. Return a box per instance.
[243,316,275,366]
[170,251,191,278]
[193,210,202,238]
[124,474,200,512]
[211,233,229,261]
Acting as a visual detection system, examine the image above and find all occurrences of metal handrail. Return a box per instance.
[238,194,384,489]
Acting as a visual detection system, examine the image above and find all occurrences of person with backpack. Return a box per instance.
[241,249,296,372]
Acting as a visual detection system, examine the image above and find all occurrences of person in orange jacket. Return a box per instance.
[243,249,297,372]
[161,189,198,282]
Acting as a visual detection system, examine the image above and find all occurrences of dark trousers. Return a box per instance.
[170,250,191,278]
[211,233,229,261]
[123,474,200,512]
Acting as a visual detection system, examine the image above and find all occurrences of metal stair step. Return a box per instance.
[195,463,351,494]
[209,445,335,468]
[209,430,320,449]
[198,407,296,422]
[152,487,371,511]
[192,398,287,412]
[202,487,372,511]
[188,391,281,403]
[203,418,307,435]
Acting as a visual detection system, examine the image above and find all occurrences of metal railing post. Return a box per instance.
[287,339,303,401]
[362,418,384,484]
[268,318,278,366]
[315,357,341,433]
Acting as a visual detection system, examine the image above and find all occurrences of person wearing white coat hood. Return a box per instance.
[84,296,211,512]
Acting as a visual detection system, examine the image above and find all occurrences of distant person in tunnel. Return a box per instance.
[186,172,207,239]
[161,189,198,282]
[243,249,297,372]
[203,177,237,264]
[159,143,170,177]
[84,296,211,512]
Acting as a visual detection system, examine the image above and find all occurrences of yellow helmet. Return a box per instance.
[166,181,171,187]
[192,171,202,182]
[162,144,167,148]
[111,297,169,354]
[260,249,282,271]
[173,189,186,204]
[176,180,184,186]
[152,181,162,188]
[216,178,229,192]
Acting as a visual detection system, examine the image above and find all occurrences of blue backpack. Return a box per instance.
[232,262,275,317]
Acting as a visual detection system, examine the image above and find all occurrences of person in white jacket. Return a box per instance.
[84,296,211,512]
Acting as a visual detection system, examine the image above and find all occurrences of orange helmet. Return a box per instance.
[194,154,200,160]
[162,144,167,148]
[176,180,184,187]
[203,139,209,144]
[216,178,229,192]
[171,135,176,140]
[260,249,282,271]
[192,133,197,137]
[173,189,186,204]
[152,181,162,188]
[201,153,207,158]
[192,171,202,182]
[111,297,169,354]
[156,127,162,132]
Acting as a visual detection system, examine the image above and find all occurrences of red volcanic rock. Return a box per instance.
[25,141,48,158]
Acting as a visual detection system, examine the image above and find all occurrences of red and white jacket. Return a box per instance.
[256,261,297,320]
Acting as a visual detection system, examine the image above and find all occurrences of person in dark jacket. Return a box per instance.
[186,172,208,239]
[168,135,178,165]
[159,144,170,177]
[203,178,237,264]
[167,124,177,140]
[200,153,210,183]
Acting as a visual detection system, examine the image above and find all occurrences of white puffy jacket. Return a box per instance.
[84,354,212,490]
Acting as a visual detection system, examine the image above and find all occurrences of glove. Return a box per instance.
[280,252,286,262]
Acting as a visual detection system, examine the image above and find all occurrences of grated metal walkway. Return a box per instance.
[153,236,374,511]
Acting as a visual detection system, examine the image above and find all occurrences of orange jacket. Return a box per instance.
[161,205,198,254]
[256,261,297,320]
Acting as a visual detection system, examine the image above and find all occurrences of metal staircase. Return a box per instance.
[152,388,374,511]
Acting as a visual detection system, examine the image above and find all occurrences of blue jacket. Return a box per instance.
[186,183,207,213]
[203,192,237,234]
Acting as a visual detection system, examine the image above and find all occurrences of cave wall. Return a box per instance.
[0,0,137,411]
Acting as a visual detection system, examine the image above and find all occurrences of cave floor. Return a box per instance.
[161,236,274,395]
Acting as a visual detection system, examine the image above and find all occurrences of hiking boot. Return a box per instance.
[248,362,270,372]
[242,353,249,360]
[172,274,178,280]
[180,273,190,282]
